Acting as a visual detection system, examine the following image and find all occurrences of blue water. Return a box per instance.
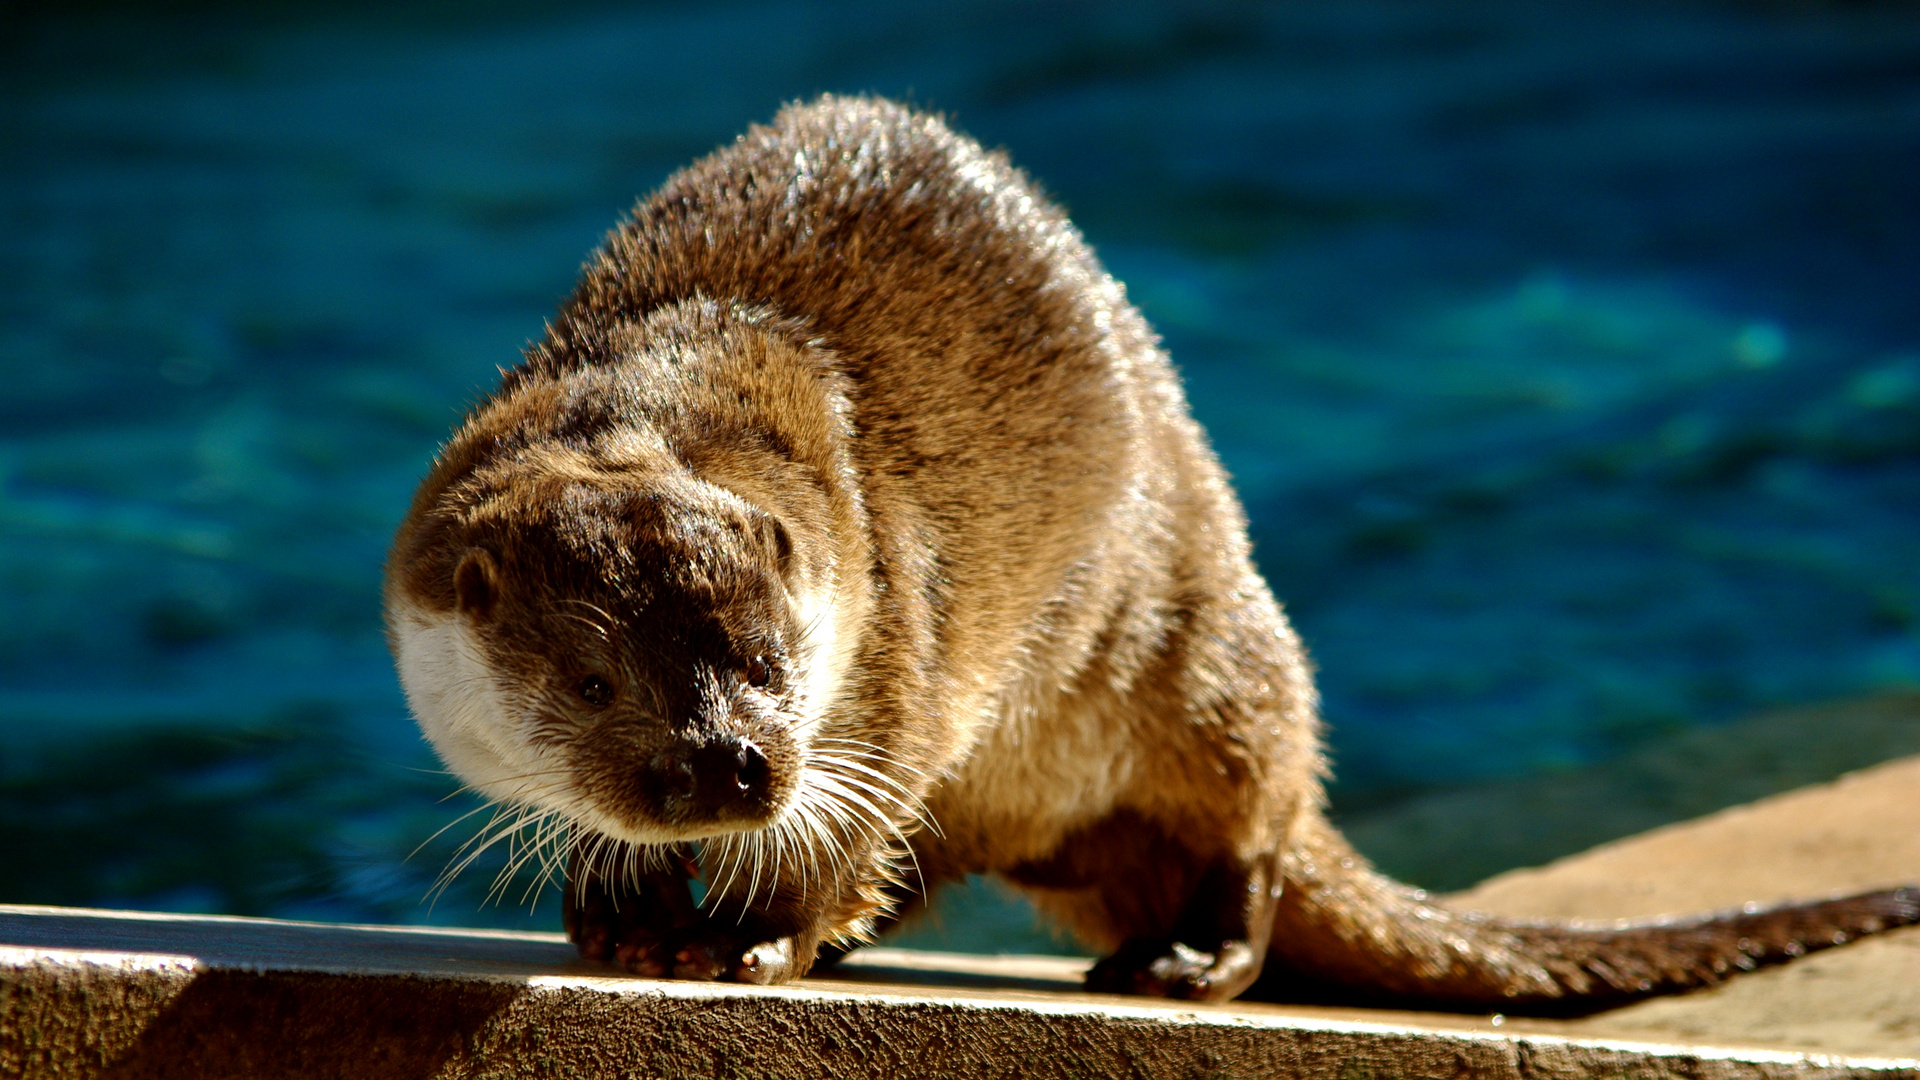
[3,2,1917,940]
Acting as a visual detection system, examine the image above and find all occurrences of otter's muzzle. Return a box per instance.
[652,735,773,822]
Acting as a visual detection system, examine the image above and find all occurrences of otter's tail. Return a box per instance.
[1256,821,1920,1014]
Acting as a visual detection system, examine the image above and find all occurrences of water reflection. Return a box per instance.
[3,1,1916,948]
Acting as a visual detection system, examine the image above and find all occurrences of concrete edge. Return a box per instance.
[4,907,1918,1080]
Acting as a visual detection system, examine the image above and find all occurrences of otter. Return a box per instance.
[385,94,1917,1009]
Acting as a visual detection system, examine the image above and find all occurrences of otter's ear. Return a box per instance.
[453,549,500,619]
[753,510,795,582]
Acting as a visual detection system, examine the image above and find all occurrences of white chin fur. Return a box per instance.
[396,602,696,845]
[391,598,560,811]
[794,576,855,735]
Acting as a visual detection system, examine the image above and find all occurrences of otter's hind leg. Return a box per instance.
[1009,812,1282,1003]
[1082,849,1281,1002]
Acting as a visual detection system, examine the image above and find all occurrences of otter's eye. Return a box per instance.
[575,675,614,708]
[744,656,772,688]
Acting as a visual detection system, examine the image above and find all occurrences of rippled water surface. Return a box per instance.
[4,1,1917,946]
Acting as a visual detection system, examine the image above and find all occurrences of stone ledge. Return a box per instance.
[3,905,1916,1080]
[4,753,1917,1079]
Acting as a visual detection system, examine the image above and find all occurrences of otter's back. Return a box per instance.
[531,96,1205,707]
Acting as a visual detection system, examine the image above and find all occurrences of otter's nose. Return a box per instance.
[665,737,770,819]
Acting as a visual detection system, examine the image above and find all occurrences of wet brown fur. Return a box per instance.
[387,95,1919,1008]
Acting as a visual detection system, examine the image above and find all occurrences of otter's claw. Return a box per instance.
[671,930,801,983]
[1086,937,1260,1002]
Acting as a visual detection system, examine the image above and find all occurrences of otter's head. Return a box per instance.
[386,300,883,895]
[386,444,844,848]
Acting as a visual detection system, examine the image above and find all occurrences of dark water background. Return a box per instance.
[3,1,1917,951]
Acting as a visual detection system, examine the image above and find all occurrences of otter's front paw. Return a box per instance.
[669,929,804,984]
[1086,937,1261,1002]
[563,856,813,983]
[563,856,701,977]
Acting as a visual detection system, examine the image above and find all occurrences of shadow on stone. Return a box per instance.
[101,971,519,1080]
